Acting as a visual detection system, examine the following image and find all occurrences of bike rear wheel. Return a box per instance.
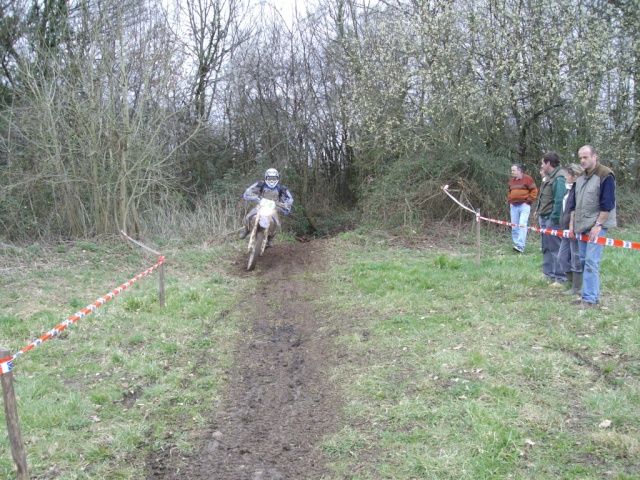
[247,230,264,271]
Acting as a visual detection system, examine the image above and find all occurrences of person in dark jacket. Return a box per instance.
[534,151,567,284]
[239,168,294,247]
[557,164,584,296]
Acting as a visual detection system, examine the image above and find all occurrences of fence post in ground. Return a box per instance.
[159,260,165,307]
[476,211,481,265]
[0,347,29,480]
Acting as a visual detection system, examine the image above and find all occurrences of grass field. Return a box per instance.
[1,225,639,479]
[0,240,247,479]
[320,226,640,479]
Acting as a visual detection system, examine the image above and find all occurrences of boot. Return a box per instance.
[573,272,583,295]
[562,272,583,296]
[239,227,249,240]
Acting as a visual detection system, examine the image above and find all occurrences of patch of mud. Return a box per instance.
[146,239,342,479]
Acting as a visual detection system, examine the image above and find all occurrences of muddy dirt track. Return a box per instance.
[146,239,344,479]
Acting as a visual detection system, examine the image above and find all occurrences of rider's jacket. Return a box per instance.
[243,182,294,214]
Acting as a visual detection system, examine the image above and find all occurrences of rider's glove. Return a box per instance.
[276,202,290,213]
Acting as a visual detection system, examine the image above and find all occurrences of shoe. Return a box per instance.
[513,245,524,253]
[579,301,598,309]
[571,298,598,308]
[266,237,275,247]
[239,229,249,240]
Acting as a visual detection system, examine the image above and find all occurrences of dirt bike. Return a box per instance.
[246,198,280,271]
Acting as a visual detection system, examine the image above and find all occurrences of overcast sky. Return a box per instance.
[265,0,311,25]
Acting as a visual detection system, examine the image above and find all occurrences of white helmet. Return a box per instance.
[265,168,279,188]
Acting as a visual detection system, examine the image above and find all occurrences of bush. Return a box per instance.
[359,145,513,230]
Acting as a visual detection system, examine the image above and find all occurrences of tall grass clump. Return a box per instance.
[139,191,244,245]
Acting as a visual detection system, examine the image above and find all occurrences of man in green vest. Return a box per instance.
[569,145,616,308]
[534,151,567,284]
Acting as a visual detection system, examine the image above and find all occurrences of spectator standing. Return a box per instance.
[558,164,584,296]
[508,164,538,253]
[569,145,616,308]
[534,151,567,284]
[537,166,547,250]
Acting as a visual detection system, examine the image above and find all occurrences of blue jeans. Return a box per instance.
[510,203,531,250]
[540,216,566,282]
[578,228,607,304]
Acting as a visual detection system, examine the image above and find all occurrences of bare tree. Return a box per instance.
[176,0,249,122]
[3,0,193,238]
[0,0,27,99]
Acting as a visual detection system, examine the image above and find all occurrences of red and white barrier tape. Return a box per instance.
[120,230,161,255]
[479,216,640,249]
[0,256,165,375]
[442,186,640,250]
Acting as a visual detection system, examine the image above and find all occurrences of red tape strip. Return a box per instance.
[479,216,640,250]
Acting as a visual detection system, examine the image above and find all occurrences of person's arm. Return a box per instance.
[550,176,566,223]
[527,178,538,205]
[569,210,575,237]
[599,175,616,212]
[568,189,576,236]
[589,175,616,241]
[278,188,294,214]
[243,182,262,202]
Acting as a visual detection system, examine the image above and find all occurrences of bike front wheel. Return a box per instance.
[247,230,264,271]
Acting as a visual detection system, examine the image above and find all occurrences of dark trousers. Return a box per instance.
[540,216,567,282]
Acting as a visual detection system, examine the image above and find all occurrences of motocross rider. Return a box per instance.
[239,168,294,247]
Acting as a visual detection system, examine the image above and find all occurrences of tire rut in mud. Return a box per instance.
[146,239,342,479]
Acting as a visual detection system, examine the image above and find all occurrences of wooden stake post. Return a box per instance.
[1,348,29,480]
[159,261,165,308]
[476,211,481,265]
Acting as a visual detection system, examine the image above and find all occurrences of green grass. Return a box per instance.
[0,241,247,479]
[320,226,640,479]
[2,227,640,479]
